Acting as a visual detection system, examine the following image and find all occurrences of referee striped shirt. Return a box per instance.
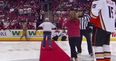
[79,14,90,30]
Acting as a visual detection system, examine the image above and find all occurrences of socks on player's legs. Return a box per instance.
[94,46,104,61]
[103,45,111,61]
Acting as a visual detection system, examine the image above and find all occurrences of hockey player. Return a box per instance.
[60,29,67,41]
[52,29,59,41]
[90,0,116,61]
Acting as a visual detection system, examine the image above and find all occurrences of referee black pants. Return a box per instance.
[77,30,93,54]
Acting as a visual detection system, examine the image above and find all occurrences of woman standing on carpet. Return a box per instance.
[64,11,80,61]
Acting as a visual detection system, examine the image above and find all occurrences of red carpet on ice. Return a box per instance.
[40,41,70,61]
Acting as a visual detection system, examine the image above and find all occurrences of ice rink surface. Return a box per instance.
[0,41,115,61]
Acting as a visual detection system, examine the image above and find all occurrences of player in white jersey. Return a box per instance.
[90,0,116,61]
[52,29,59,41]
[61,29,67,41]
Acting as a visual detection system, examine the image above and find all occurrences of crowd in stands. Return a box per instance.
[52,0,94,29]
[0,0,115,30]
[0,0,44,30]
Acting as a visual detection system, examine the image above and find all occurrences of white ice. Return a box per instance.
[0,41,115,61]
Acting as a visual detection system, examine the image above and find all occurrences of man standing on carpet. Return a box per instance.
[90,0,116,61]
[36,18,56,50]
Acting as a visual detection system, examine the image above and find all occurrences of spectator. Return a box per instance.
[31,6,36,15]
[9,6,15,13]
[35,13,40,29]
[0,0,94,30]
[2,1,9,11]
[35,0,39,5]
[7,22,13,29]
[13,20,22,29]
[27,23,35,29]
[0,19,4,25]
[64,11,80,61]
[44,0,49,12]
[25,18,29,25]
[0,19,6,30]
[23,0,27,4]
[35,5,40,15]
[54,15,60,29]
[0,1,4,7]
[36,17,56,50]
[18,6,24,16]
[0,12,5,18]
[30,0,35,6]
[56,9,61,15]
[49,1,52,10]
[39,9,44,22]
[12,17,17,23]
[27,6,32,16]
[14,6,19,16]
[23,7,28,16]
[40,1,44,8]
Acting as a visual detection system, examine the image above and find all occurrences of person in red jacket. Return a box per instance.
[64,11,80,61]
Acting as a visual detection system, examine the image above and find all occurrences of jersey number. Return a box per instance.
[108,6,113,18]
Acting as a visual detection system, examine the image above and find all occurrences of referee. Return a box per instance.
[77,8,93,57]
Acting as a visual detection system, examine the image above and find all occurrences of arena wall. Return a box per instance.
[0,30,116,41]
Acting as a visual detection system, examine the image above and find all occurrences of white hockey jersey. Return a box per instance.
[90,0,116,32]
[52,31,59,38]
